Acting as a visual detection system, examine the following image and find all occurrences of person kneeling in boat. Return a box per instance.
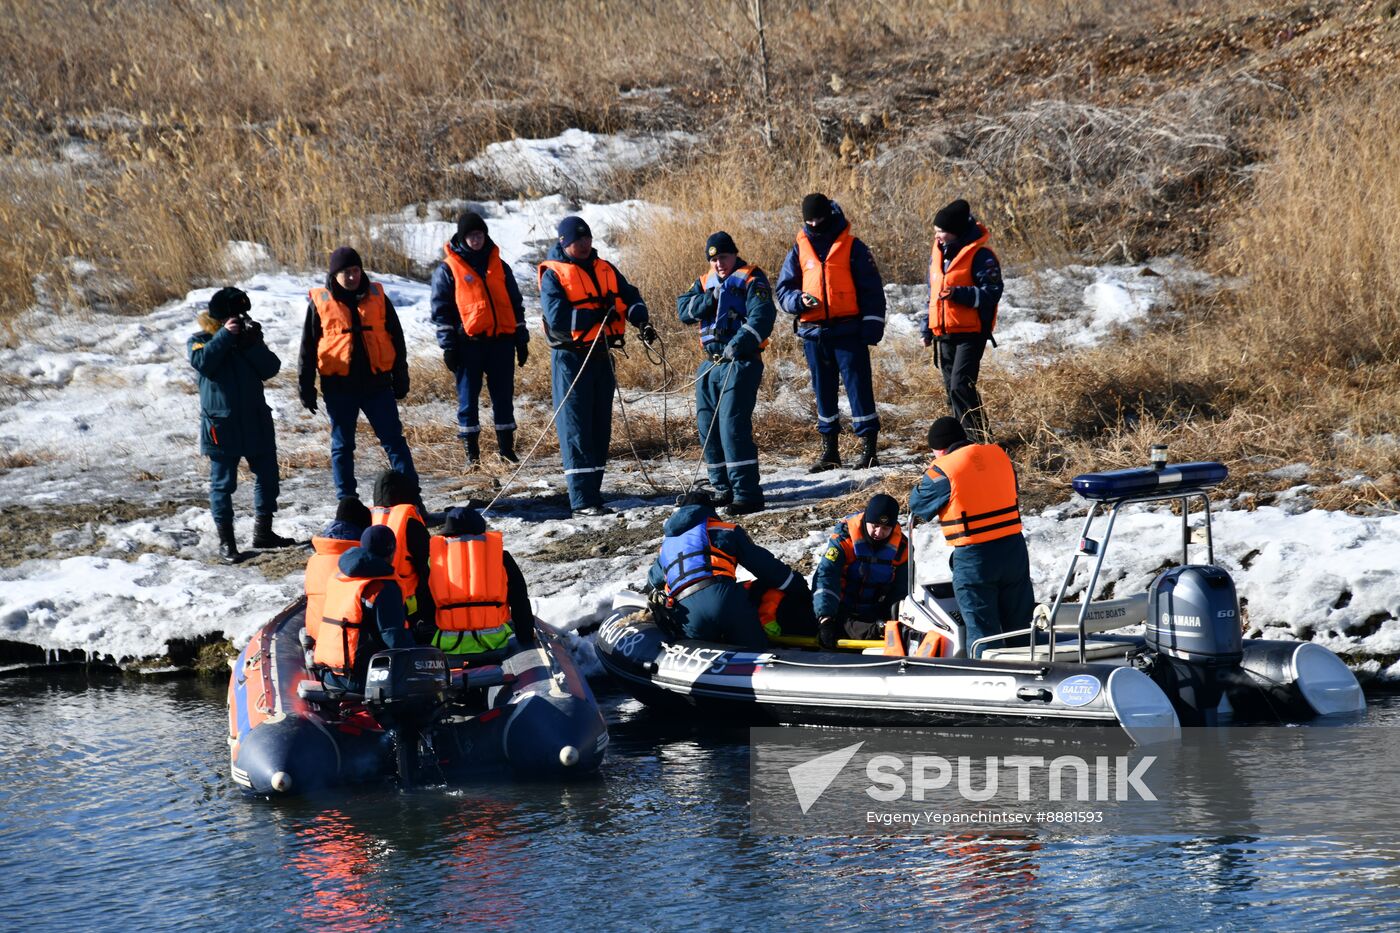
[427,505,535,660]
[304,497,373,642]
[909,417,1034,658]
[813,493,909,649]
[647,492,797,650]
[371,469,435,642]
[314,525,416,693]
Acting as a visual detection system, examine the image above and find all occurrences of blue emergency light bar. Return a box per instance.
[1071,461,1228,501]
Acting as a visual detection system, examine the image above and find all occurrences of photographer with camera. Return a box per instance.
[187,286,297,563]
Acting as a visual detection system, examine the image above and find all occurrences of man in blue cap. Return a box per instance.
[674,231,776,515]
[538,216,656,516]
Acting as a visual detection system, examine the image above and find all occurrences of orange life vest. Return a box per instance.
[309,282,397,377]
[314,573,393,676]
[431,529,515,633]
[303,536,358,639]
[537,257,629,346]
[372,504,424,601]
[427,531,512,634]
[928,224,996,337]
[442,244,517,338]
[925,443,1023,546]
[795,227,859,324]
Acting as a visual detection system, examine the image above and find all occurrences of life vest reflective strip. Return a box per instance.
[926,443,1023,546]
[427,532,511,632]
[314,574,391,675]
[372,504,424,602]
[883,620,906,657]
[928,225,995,337]
[659,518,739,595]
[837,513,906,608]
[538,257,629,346]
[442,244,516,338]
[795,228,858,324]
[303,536,358,640]
[913,630,948,658]
[697,264,770,351]
[309,282,396,377]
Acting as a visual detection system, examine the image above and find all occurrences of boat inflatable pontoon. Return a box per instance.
[595,456,1364,740]
[228,598,607,795]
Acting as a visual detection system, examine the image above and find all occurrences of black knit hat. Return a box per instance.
[862,493,899,528]
[328,246,363,278]
[928,416,968,450]
[557,215,592,247]
[335,497,371,529]
[373,469,416,508]
[457,211,488,240]
[801,193,833,222]
[933,198,972,233]
[442,506,487,536]
[207,286,250,322]
[705,231,738,259]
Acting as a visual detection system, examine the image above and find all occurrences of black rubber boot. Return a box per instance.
[808,433,841,473]
[854,432,879,469]
[497,429,519,464]
[252,513,296,549]
[464,434,480,467]
[216,520,241,564]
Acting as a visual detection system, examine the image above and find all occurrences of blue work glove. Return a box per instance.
[720,342,739,362]
[626,303,649,327]
[860,318,885,346]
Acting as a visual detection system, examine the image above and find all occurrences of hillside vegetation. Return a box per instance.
[2,0,1398,509]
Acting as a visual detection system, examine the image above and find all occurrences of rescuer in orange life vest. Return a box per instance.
[298,246,420,503]
[921,198,1004,443]
[313,524,415,692]
[775,193,887,472]
[303,497,372,642]
[909,416,1034,657]
[430,211,529,467]
[427,505,535,658]
[812,493,910,648]
[539,216,657,516]
[370,469,433,640]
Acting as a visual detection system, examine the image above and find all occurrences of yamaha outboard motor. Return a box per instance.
[364,647,451,785]
[1145,565,1243,725]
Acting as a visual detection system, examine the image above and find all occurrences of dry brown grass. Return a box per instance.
[0,0,1239,319]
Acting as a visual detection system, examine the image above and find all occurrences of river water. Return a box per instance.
[1,674,1398,932]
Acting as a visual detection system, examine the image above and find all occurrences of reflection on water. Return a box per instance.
[0,678,1398,930]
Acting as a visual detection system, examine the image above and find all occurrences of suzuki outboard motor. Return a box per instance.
[364,647,451,785]
[1145,565,1243,725]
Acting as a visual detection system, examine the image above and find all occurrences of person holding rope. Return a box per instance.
[646,491,797,649]
[674,231,775,515]
[775,193,887,472]
[539,216,657,517]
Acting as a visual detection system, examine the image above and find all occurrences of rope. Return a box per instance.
[482,324,608,515]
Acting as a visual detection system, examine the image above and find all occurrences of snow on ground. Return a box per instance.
[456,128,698,195]
[883,257,1219,363]
[1,129,1395,681]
